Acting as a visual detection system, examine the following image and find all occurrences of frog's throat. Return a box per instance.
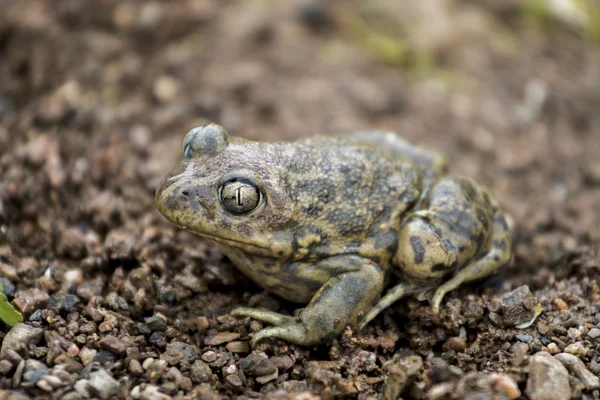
[191,231,272,251]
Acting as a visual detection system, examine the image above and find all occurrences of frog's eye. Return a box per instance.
[183,123,229,159]
[219,177,264,215]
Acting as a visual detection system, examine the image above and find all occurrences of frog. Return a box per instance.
[155,123,512,346]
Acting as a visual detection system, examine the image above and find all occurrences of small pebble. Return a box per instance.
[256,369,279,384]
[567,327,582,341]
[165,341,198,364]
[564,342,587,357]
[78,347,96,366]
[74,379,90,398]
[442,337,466,353]
[48,292,81,313]
[204,331,240,346]
[88,369,119,400]
[196,316,210,331]
[145,315,167,332]
[547,343,560,355]
[587,328,600,338]
[554,298,567,310]
[202,351,218,363]
[129,359,144,376]
[226,341,250,353]
[225,373,243,387]
[142,358,155,370]
[516,334,534,343]
[190,360,215,384]
[240,354,277,377]
[98,334,128,355]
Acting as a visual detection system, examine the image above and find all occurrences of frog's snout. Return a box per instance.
[155,176,215,221]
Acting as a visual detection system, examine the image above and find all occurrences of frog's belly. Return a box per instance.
[218,245,329,304]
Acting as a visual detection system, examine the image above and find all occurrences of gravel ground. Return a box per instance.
[1,1,600,399]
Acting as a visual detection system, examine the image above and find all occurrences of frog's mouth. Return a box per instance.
[176,226,275,252]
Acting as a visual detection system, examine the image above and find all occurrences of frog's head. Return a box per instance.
[155,123,296,258]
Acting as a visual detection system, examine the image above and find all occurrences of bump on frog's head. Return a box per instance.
[156,123,296,259]
[183,123,229,159]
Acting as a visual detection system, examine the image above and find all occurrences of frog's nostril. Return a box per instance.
[182,190,189,197]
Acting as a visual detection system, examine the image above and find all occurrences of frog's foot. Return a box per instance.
[249,322,313,347]
[230,307,295,326]
[358,282,424,330]
[430,212,512,312]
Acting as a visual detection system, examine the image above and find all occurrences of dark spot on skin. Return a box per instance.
[431,263,447,272]
[473,231,487,255]
[493,239,506,251]
[483,191,492,208]
[458,246,466,252]
[459,181,477,200]
[339,165,350,174]
[492,255,500,261]
[448,212,478,239]
[476,207,490,230]
[410,236,425,264]
[495,214,509,231]
[302,203,323,218]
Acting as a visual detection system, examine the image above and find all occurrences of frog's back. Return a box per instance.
[255,137,422,255]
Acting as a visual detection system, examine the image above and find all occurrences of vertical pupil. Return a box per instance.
[236,187,242,206]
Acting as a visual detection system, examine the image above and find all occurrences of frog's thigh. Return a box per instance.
[250,259,385,346]
[395,178,510,310]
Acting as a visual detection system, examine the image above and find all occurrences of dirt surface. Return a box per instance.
[1,1,600,399]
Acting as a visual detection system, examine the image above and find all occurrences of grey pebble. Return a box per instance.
[88,369,119,400]
[554,352,600,390]
[48,292,81,313]
[516,334,534,343]
[240,354,277,377]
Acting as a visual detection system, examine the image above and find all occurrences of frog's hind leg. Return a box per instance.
[430,210,512,311]
[394,177,512,312]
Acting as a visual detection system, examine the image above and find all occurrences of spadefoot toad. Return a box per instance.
[155,123,512,346]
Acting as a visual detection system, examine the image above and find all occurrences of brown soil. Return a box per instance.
[0,1,599,399]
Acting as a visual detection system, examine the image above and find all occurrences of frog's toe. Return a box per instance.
[231,307,295,326]
[430,288,446,313]
[250,323,317,347]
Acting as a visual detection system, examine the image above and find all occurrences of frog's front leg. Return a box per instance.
[232,256,385,347]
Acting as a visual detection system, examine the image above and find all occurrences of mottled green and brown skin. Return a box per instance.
[155,124,512,346]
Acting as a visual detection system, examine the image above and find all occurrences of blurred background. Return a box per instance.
[1,0,600,397]
[1,0,599,256]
